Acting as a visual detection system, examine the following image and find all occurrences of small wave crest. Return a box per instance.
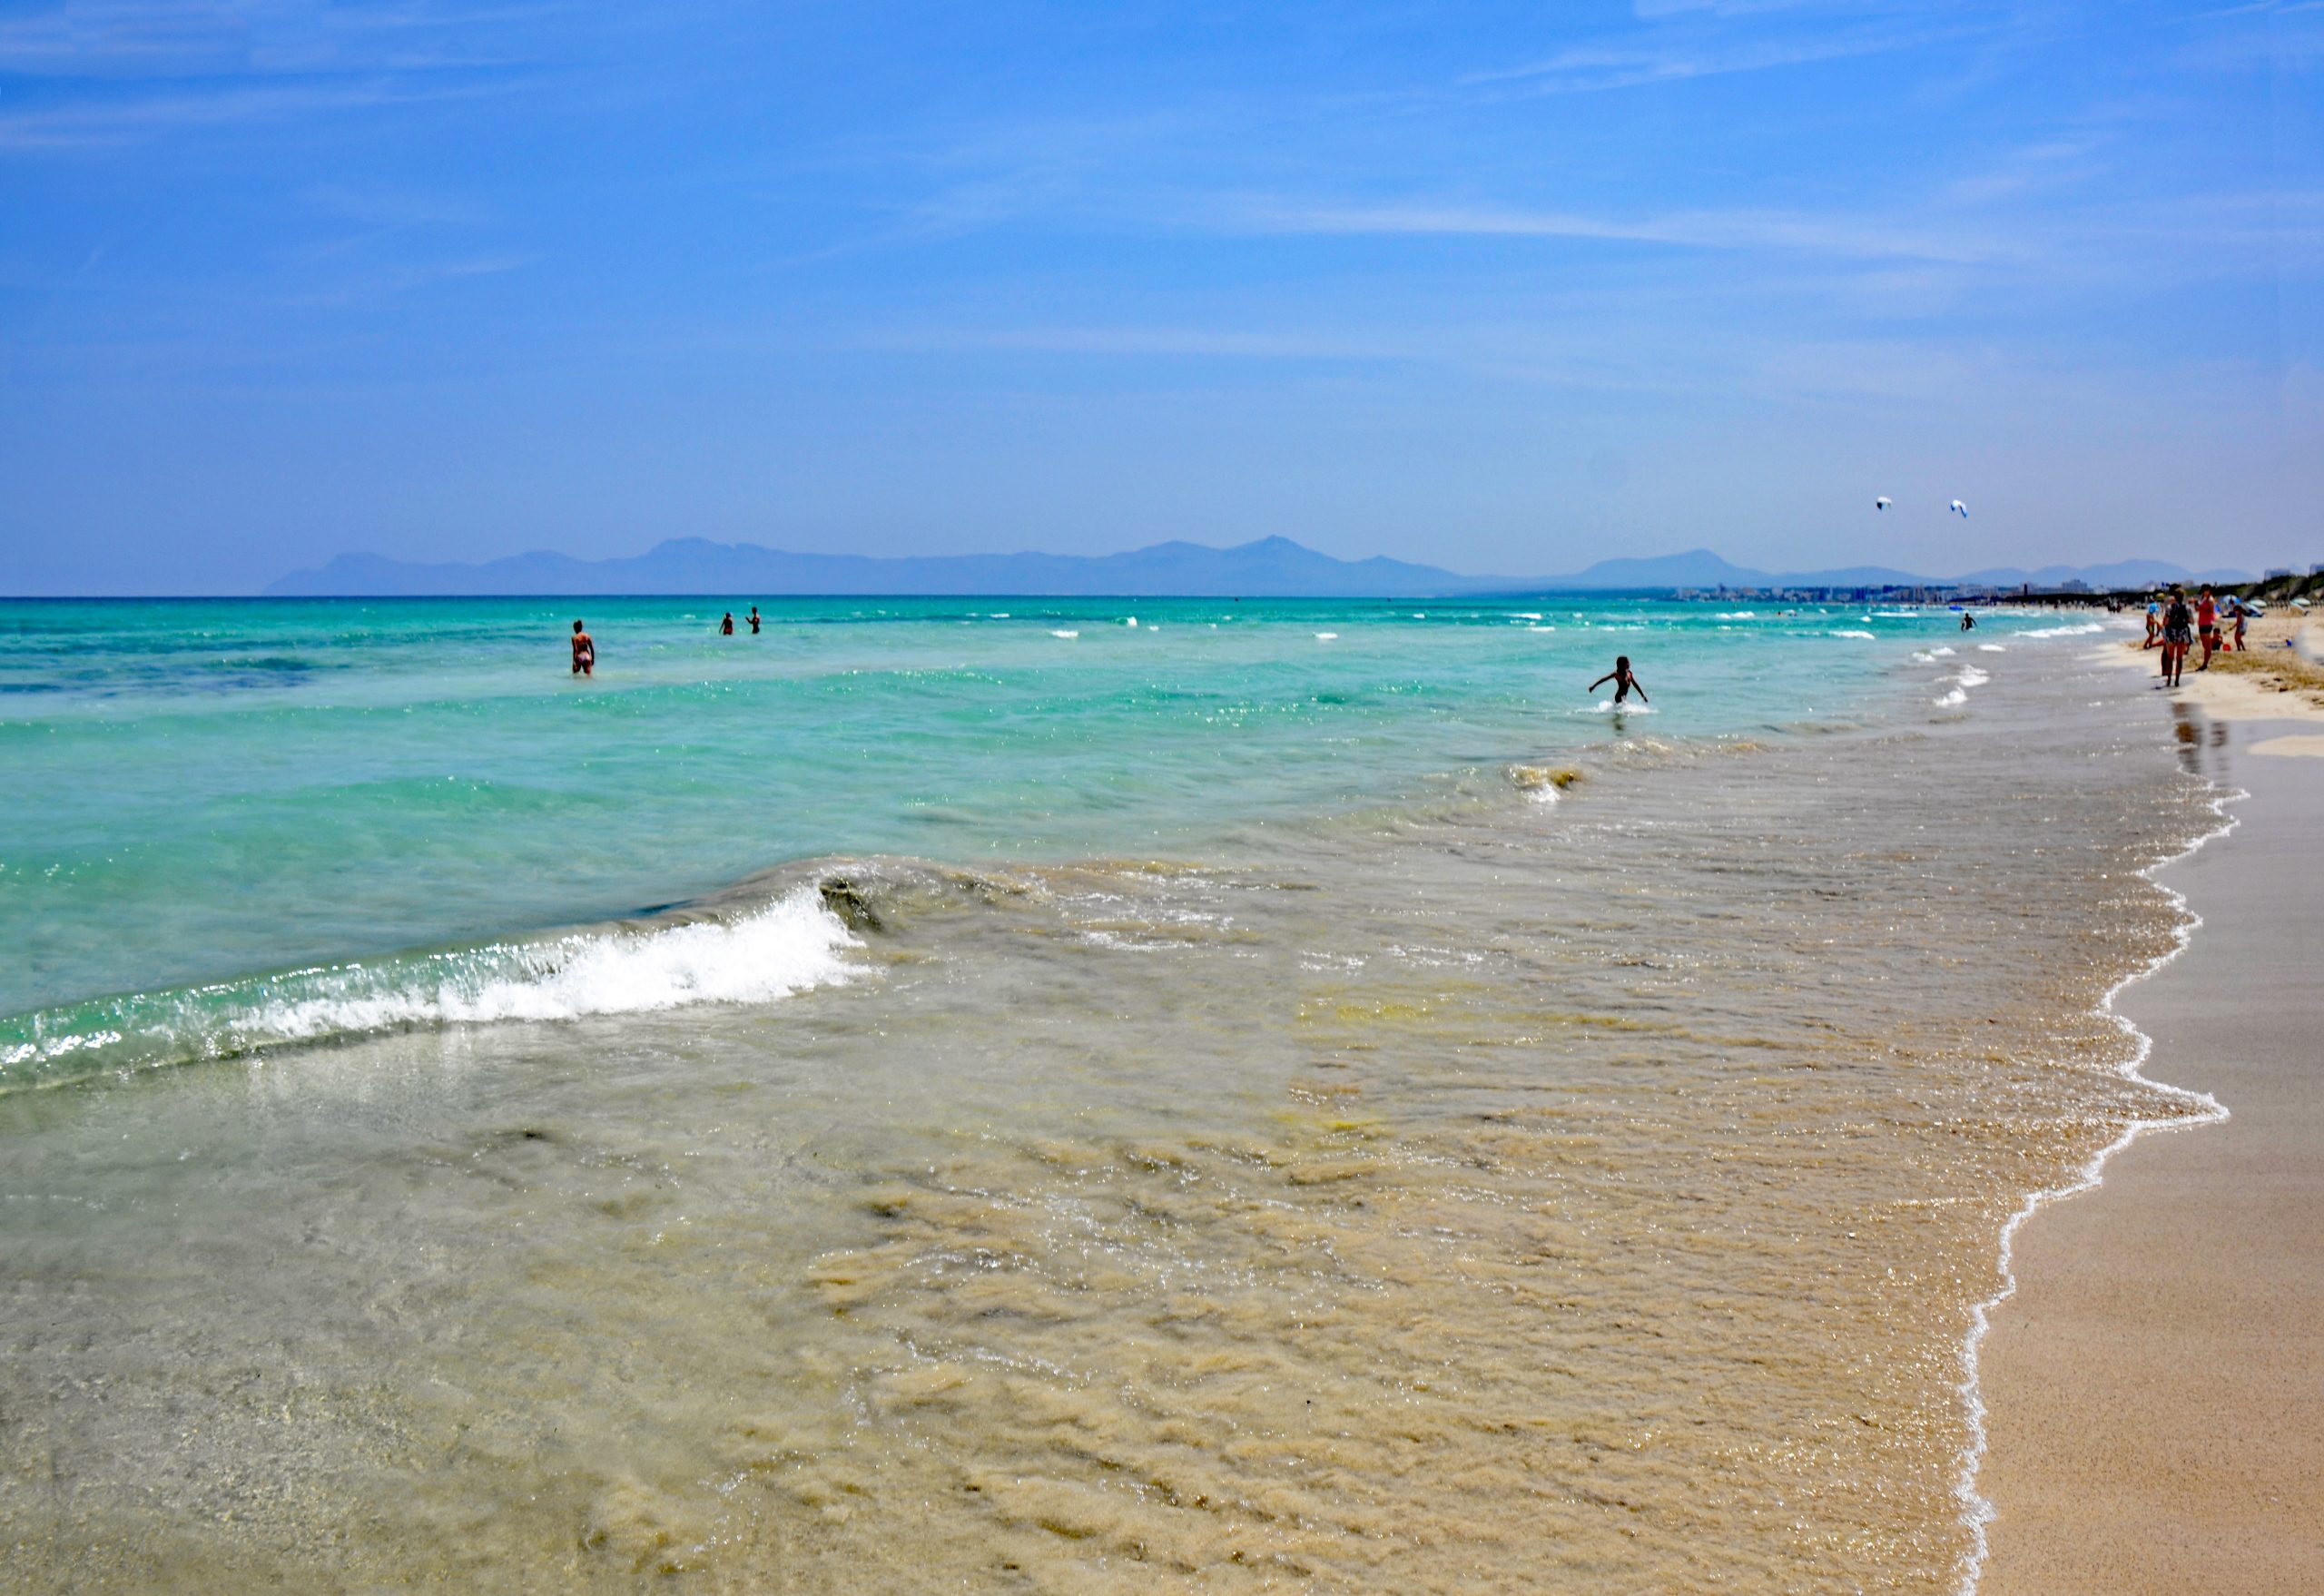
[1829,629,1876,640]
[1,887,860,1089]
[2016,621,2107,638]
[1507,764,1581,803]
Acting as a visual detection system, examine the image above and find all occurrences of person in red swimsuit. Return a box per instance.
[2196,586,2219,670]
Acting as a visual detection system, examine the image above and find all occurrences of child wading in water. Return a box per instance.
[1590,655,1648,706]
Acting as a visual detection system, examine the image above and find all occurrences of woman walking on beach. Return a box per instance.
[2196,586,2220,670]
[2161,587,2193,687]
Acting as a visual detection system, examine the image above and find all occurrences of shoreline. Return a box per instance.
[1950,765,2239,1593]
[1973,713,2324,1593]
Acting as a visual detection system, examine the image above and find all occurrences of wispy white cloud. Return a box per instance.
[0,76,497,149]
[1220,198,2033,266]
[0,2,567,74]
[857,324,1415,361]
[281,252,532,308]
[1463,11,1975,95]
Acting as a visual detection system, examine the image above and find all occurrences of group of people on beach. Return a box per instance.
[2144,584,2243,687]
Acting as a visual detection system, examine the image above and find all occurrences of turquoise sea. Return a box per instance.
[0,599,2044,1036]
[1,594,2026,1069]
[1,593,2182,1594]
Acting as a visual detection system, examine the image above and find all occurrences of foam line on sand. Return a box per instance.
[1947,778,2241,1595]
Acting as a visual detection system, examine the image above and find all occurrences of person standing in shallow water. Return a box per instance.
[1589,655,1648,705]
[721,611,735,635]
[748,606,761,635]
[570,620,595,676]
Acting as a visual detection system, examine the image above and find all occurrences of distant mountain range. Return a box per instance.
[263,537,2255,598]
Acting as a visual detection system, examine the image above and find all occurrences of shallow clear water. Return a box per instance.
[0,598,2189,1592]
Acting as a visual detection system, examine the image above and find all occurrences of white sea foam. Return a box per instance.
[1934,687,1968,706]
[1957,665,1991,688]
[1977,644,2005,653]
[1830,630,1876,640]
[1952,786,2239,1595]
[1717,611,1758,619]
[1050,629,1079,639]
[2016,621,2107,638]
[5,890,861,1080]
[1315,632,1338,641]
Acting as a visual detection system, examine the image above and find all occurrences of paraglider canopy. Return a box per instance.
[1949,499,1969,517]
[1875,497,1892,510]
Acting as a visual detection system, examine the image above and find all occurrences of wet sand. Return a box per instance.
[1977,719,2324,1595]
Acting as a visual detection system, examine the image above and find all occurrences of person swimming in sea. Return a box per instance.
[721,611,735,635]
[1589,655,1648,705]
[1960,611,1976,631]
[748,606,761,635]
[570,619,595,676]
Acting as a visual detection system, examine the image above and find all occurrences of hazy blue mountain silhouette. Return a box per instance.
[268,536,1484,598]
[264,537,2250,597]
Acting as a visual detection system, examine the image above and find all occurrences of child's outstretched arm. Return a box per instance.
[1589,672,1615,692]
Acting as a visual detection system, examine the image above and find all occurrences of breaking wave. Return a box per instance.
[1,887,860,1090]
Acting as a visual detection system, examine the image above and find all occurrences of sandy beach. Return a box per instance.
[2093,606,2324,720]
[1976,704,2324,1594]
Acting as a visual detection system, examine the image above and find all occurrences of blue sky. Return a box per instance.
[2,1,2318,593]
